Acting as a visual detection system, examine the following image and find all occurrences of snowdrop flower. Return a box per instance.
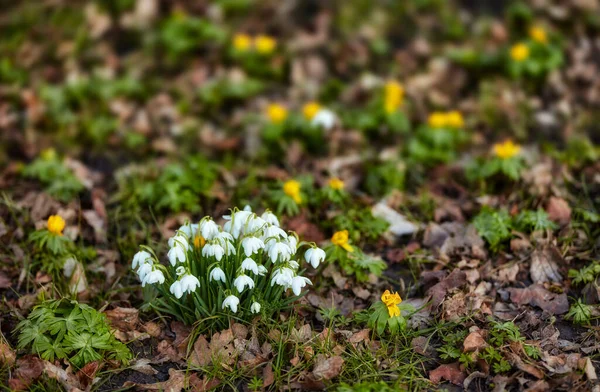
[137,262,153,282]
[246,216,266,234]
[268,241,292,263]
[257,264,268,276]
[305,247,326,269]
[285,235,298,251]
[176,223,197,239]
[311,108,337,130]
[203,242,225,261]
[168,234,189,250]
[175,266,185,276]
[132,250,152,269]
[242,237,265,257]
[200,219,219,240]
[168,244,187,266]
[225,210,252,238]
[261,211,279,226]
[180,274,200,294]
[222,295,240,313]
[251,302,261,314]
[234,275,255,293]
[241,257,259,275]
[170,280,184,299]
[291,276,312,296]
[271,267,294,287]
[142,269,165,286]
[262,225,287,242]
[209,267,226,283]
[288,260,299,269]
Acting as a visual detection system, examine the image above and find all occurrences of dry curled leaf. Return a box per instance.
[312,355,344,380]
[507,284,569,315]
[429,362,466,386]
[530,246,563,284]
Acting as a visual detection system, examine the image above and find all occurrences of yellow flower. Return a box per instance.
[381,289,402,317]
[331,230,353,252]
[510,43,529,62]
[41,148,57,161]
[529,26,547,44]
[445,111,464,129]
[427,112,447,129]
[255,35,276,54]
[302,101,321,120]
[266,104,288,124]
[47,215,65,236]
[493,140,521,159]
[193,235,206,249]
[384,81,404,114]
[232,33,252,51]
[328,177,345,191]
[283,180,302,204]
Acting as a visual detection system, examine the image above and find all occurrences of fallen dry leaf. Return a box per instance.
[507,284,569,314]
[530,246,563,284]
[312,355,344,380]
[105,307,139,331]
[124,368,185,392]
[427,269,467,307]
[0,341,16,366]
[546,197,571,226]
[9,356,45,391]
[463,330,487,352]
[429,362,466,385]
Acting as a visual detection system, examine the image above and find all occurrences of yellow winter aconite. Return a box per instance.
[328,177,345,190]
[381,289,402,317]
[529,26,547,44]
[493,140,521,159]
[193,235,206,249]
[266,104,288,124]
[384,81,404,114]
[232,33,252,51]
[427,111,465,129]
[331,230,353,252]
[283,180,302,204]
[302,102,321,120]
[255,35,276,54]
[510,43,529,62]
[47,215,65,236]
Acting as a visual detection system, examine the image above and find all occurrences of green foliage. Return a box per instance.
[337,381,399,392]
[364,159,405,197]
[514,209,557,232]
[565,299,593,325]
[116,155,218,213]
[407,125,469,166]
[23,151,84,202]
[467,155,525,182]
[473,208,513,251]
[333,208,389,244]
[325,244,386,282]
[367,300,413,335]
[506,40,563,80]
[198,76,265,108]
[16,300,131,368]
[159,13,226,61]
[568,261,600,286]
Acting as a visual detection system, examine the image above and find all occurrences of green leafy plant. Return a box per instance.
[16,299,131,368]
[506,26,563,80]
[514,209,557,232]
[367,290,414,335]
[325,230,386,281]
[159,13,226,61]
[473,208,513,251]
[22,149,84,202]
[568,261,600,286]
[466,140,525,183]
[565,299,593,325]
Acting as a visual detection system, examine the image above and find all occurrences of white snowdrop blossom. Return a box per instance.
[242,236,265,257]
[209,267,226,283]
[305,247,326,269]
[132,251,152,269]
[132,207,325,325]
[241,258,259,275]
[222,295,240,313]
[311,108,337,130]
[291,276,312,296]
[234,275,255,293]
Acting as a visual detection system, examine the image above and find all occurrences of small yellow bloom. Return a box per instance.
[493,140,521,159]
[47,215,65,236]
[529,26,547,44]
[193,235,206,248]
[510,43,529,62]
[283,180,302,204]
[445,111,465,129]
[302,102,321,120]
[381,289,403,317]
[41,148,57,161]
[232,33,252,51]
[331,230,354,252]
[266,103,288,124]
[384,81,404,114]
[255,35,276,54]
[428,112,447,129]
[328,177,345,191]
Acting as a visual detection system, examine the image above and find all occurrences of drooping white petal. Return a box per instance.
[132,251,152,269]
[241,258,259,275]
[222,295,240,313]
[209,267,226,283]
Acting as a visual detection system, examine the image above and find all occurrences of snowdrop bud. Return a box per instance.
[200,219,220,240]
[209,267,226,283]
[311,108,337,130]
[243,205,252,212]
[132,251,152,269]
[175,266,185,276]
[234,275,255,293]
[288,260,299,269]
[170,280,184,299]
[177,223,196,239]
[261,211,279,226]
[285,235,298,251]
[168,234,189,250]
[168,244,187,266]
[291,276,312,296]
[242,237,265,257]
[137,262,153,281]
[241,258,259,275]
[305,247,326,269]
[222,295,240,313]
[257,265,268,276]
[251,302,261,314]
